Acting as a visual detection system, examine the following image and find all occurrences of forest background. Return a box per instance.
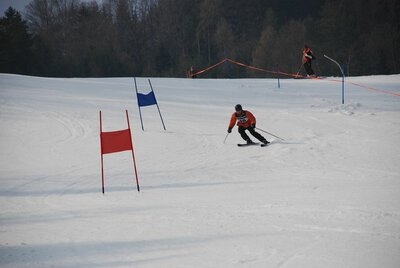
[1,0,399,78]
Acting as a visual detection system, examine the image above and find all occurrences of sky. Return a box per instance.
[0,0,102,16]
[0,0,30,14]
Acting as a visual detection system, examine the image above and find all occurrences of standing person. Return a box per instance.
[303,45,316,77]
[227,104,269,145]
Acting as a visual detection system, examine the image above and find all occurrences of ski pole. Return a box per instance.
[295,62,303,78]
[255,127,285,141]
[223,132,230,144]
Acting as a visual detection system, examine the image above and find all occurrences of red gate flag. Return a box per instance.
[100,110,140,194]
[101,129,132,154]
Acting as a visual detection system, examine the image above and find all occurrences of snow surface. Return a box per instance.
[0,73,399,267]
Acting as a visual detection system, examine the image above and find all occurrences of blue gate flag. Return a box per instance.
[134,77,166,131]
[137,91,157,107]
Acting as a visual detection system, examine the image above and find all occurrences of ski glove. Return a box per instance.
[227,128,232,133]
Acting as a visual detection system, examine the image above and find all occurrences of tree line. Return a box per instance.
[1,0,399,78]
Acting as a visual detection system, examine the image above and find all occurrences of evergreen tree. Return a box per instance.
[0,7,32,74]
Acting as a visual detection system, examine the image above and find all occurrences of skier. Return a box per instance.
[227,104,269,145]
[303,45,316,77]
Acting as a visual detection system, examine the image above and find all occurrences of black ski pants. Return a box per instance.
[238,126,266,142]
[303,61,314,75]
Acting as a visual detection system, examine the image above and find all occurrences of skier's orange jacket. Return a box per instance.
[229,110,256,129]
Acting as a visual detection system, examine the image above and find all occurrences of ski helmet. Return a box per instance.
[235,104,243,111]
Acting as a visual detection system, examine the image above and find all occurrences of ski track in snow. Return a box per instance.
[0,74,399,267]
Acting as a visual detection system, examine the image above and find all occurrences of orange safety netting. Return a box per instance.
[190,58,400,97]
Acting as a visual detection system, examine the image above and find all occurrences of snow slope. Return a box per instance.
[0,73,399,267]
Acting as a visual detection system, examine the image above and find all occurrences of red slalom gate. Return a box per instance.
[100,110,140,194]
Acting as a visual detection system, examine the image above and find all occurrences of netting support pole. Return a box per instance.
[324,54,345,104]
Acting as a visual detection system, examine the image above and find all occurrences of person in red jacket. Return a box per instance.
[303,45,316,77]
[228,104,269,145]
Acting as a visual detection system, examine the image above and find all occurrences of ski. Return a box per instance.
[260,143,270,147]
[237,142,259,147]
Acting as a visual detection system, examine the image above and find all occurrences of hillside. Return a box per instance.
[0,74,399,267]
